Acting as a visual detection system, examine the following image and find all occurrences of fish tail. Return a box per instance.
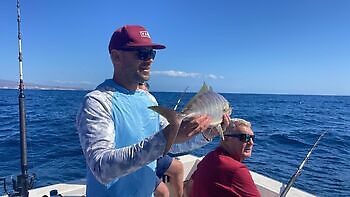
[148,105,182,154]
[148,106,181,121]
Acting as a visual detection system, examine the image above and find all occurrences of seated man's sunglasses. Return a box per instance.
[224,133,255,143]
[120,48,156,61]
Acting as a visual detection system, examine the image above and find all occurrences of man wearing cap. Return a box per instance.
[76,25,230,197]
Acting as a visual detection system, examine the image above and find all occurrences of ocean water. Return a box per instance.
[0,89,349,196]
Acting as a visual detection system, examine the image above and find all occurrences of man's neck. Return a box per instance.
[112,75,138,91]
[218,145,242,162]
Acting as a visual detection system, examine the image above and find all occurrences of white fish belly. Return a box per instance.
[182,91,229,126]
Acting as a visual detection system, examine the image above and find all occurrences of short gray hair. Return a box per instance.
[225,118,251,134]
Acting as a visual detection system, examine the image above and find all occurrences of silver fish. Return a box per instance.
[149,83,232,154]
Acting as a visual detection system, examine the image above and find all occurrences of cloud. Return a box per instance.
[152,70,224,80]
[152,70,200,78]
[207,74,224,80]
[52,80,93,85]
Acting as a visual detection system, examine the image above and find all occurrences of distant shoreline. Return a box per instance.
[0,87,89,91]
[1,86,348,97]
[0,79,88,91]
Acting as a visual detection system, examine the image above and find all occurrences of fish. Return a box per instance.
[149,83,232,154]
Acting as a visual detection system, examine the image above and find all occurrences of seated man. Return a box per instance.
[187,118,261,197]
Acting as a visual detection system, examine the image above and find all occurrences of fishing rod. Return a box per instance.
[5,1,36,196]
[173,86,189,111]
[280,131,327,197]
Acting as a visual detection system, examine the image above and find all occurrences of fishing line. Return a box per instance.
[173,86,189,111]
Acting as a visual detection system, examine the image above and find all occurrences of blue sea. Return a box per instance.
[0,89,349,196]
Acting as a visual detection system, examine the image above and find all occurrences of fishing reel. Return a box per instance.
[1,173,35,197]
[1,177,8,195]
[12,173,36,196]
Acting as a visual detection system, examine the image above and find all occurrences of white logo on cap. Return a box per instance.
[140,31,151,38]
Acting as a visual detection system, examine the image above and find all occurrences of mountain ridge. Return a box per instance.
[0,79,86,90]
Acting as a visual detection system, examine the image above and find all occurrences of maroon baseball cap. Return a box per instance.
[108,25,166,53]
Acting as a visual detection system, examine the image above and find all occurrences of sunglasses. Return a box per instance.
[224,133,255,143]
[120,48,156,61]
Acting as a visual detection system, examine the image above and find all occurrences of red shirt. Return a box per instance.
[191,147,261,197]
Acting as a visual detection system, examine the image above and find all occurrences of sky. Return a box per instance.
[1,0,349,95]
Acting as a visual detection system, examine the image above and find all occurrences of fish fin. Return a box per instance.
[182,82,210,111]
[216,125,225,141]
[148,106,179,120]
[148,106,181,154]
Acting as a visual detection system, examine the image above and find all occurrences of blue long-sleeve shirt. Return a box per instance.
[76,79,209,197]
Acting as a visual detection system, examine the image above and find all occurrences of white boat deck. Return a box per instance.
[2,155,315,197]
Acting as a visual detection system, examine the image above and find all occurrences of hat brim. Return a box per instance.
[125,43,166,49]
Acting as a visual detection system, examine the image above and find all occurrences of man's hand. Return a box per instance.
[175,115,211,143]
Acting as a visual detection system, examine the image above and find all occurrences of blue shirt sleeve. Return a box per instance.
[77,93,166,185]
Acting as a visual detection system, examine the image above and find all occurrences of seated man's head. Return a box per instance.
[220,118,255,162]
